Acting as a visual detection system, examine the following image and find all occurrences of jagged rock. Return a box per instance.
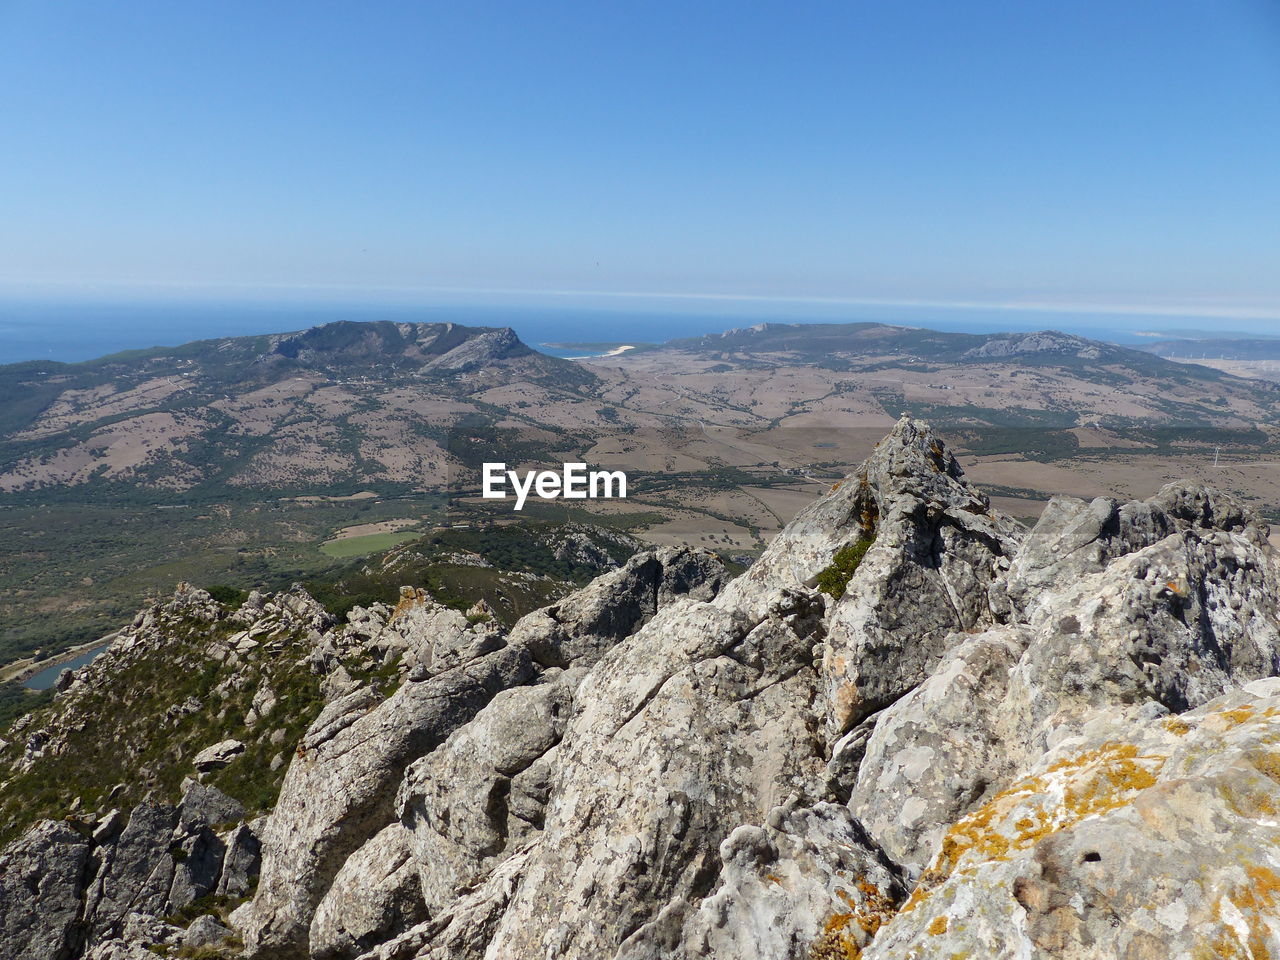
[168,827,227,916]
[717,417,1020,738]
[309,824,427,960]
[397,670,579,914]
[216,820,263,898]
[10,417,1280,960]
[480,589,828,958]
[816,418,1021,736]
[192,738,245,771]
[506,546,730,668]
[848,626,1028,874]
[0,820,92,960]
[182,913,234,948]
[643,802,906,960]
[1006,480,1267,619]
[238,645,536,958]
[83,941,158,960]
[381,592,503,677]
[179,779,245,831]
[85,803,180,941]
[849,481,1280,878]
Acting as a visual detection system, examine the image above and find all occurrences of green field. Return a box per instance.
[320,531,421,558]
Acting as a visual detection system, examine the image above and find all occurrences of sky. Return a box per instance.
[2,0,1279,326]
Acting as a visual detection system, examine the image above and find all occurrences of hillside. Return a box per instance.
[4,418,1280,959]
[4,317,1279,674]
[0,320,594,495]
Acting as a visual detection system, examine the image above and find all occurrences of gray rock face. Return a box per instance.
[0,782,259,960]
[664,802,907,960]
[310,824,427,960]
[0,820,92,960]
[192,738,245,771]
[482,590,828,958]
[9,417,1280,960]
[508,546,730,667]
[864,681,1280,959]
[240,546,729,959]
[182,913,234,948]
[85,803,180,941]
[397,671,578,915]
[216,821,262,898]
[848,627,1028,875]
[818,419,1021,737]
[239,645,536,958]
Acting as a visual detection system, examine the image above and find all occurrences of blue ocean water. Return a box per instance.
[0,296,1243,366]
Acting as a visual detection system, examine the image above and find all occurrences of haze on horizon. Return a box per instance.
[3,0,1279,329]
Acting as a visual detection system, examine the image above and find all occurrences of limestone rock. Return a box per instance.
[310,824,427,960]
[863,681,1280,959]
[8,417,1280,960]
[192,738,245,771]
[507,546,730,668]
[0,820,92,960]
[182,914,234,948]
[480,589,829,959]
[398,671,578,914]
[664,802,907,960]
[238,645,536,958]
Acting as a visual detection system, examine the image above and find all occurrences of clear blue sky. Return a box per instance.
[2,0,1279,323]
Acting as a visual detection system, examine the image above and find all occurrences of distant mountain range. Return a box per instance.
[670,320,1232,371]
[3,318,1277,499]
[2,317,1277,668]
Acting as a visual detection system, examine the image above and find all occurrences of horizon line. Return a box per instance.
[2,279,1280,324]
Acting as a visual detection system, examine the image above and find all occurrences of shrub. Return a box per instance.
[815,537,875,600]
[205,585,248,607]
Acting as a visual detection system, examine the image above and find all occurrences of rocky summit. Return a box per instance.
[3,416,1280,959]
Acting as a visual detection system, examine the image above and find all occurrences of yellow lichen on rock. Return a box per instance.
[905,742,1166,912]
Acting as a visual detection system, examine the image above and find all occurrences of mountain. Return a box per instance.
[670,320,1214,369]
[0,320,595,495]
[3,417,1280,959]
[4,317,1278,684]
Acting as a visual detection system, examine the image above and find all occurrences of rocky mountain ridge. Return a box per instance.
[4,417,1280,959]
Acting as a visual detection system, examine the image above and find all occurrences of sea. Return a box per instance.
[1,296,1262,366]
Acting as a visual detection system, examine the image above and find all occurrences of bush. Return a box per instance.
[815,537,875,600]
[205,585,248,608]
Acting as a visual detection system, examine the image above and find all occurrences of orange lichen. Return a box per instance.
[904,741,1165,913]
[1221,705,1257,728]
[809,879,901,960]
[927,915,949,935]
[1212,863,1280,960]
[1222,781,1278,818]
[1163,717,1192,736]
[1249,750,1280,786]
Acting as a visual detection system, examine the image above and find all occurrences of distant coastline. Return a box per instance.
[540,341,653,359]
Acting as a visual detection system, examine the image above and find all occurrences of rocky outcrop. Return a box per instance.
[238,545,731,959]
[0,782,259,960]
[0,820,92,960]
[237,645,537,958]
[5,416,1280,960]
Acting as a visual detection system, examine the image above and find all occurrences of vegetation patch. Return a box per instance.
[816,537,875,600]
